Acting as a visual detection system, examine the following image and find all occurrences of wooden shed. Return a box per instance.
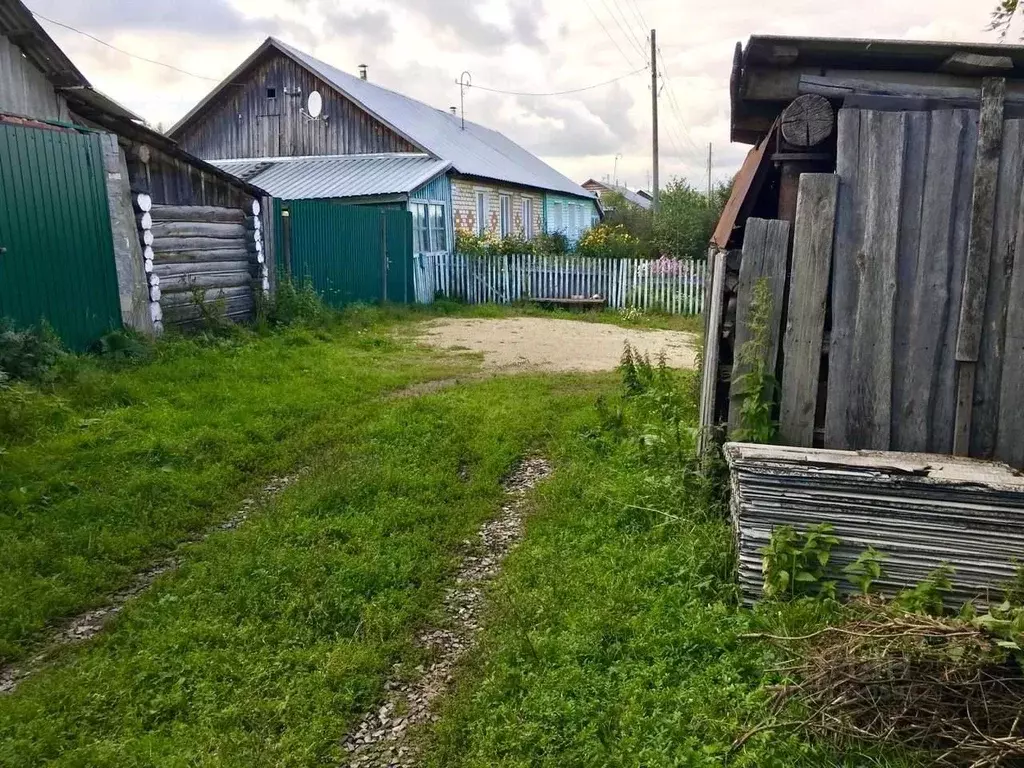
[702,35,1024,467]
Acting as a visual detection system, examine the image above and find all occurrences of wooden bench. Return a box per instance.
[531,296,606,311]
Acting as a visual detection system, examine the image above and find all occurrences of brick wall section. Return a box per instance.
[451,178,544,239]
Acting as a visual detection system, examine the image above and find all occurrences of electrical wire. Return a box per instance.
[465,66,647,97]
[29,8,229,83]
[581,0,639,69]
[598,0,647,62]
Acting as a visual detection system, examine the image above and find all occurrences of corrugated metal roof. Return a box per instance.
[583,179,652,210]
[171,37,596,202]
[212,153,450,200]
[273,40,594,200]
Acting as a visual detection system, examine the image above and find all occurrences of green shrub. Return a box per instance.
[93,328,153,364]
[266,277,328,326]
[0,319,65,383]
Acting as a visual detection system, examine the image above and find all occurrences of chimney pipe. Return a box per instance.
[358,64,368,81]
[449,106,457,115]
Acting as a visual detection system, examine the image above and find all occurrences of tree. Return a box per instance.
[650,178,731,261]
[990,0,1019,37]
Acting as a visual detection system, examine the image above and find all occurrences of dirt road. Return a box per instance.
[417,317,698,373]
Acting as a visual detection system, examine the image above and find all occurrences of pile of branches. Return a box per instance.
[762,615,1024,766]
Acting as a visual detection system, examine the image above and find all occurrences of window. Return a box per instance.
[266,87,277,99]
[499,194,512,238]
[522,198,534,239]
[412,203,429,253]
[476,192,487,235]
[412,202,447,253]
[551,202,563,233]
[429,203,447,251]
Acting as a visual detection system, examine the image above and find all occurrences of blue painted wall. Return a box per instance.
[544,194,599,244]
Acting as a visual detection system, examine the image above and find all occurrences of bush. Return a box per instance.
[0,319,65,383]
[92,328,152,364]
[264,277,328,326]
[576,223,645,260]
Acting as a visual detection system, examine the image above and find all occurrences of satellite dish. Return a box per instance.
[307,90,323,119]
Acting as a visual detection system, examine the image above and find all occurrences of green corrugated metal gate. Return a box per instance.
[0,123,121,349]
[281,200,413,306]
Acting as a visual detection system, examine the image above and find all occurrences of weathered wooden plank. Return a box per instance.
[150,221,248,240]
[779,174,838,447]
[955,78,1006,455]
[941,52,1013,76]
[154,261,255,278]
[149,204,245,224]
[892,110,974,453]
[973,119,1024,457]
[828,109,907,450]
[698,249,727,453]
[957,78,1006,362]
[825,108,862,449]
[995,150,1024,465]
[800,73,1024,106]
[937,111,980,453]
[890,110,930,451]
[728,218,790,435]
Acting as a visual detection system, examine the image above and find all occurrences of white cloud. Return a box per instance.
[32,0,1011,190]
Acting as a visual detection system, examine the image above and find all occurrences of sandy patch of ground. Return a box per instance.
[416,317,698,373]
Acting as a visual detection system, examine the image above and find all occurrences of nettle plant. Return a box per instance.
[762,523,841,600]
[732,278,778,443]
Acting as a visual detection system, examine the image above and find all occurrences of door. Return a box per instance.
[0,123,121,349]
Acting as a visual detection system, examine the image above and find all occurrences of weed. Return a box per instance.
[93,328,152,364]
[0,318,65,383]
[895,564,956,616]
[269,277,328,326]
[761,523,841,600]
[731,278,778,443]
[842,546,888,596]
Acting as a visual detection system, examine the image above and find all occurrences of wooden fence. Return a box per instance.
[414,253,707,315]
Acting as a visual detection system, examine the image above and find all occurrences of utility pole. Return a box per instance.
[650,28,659,214]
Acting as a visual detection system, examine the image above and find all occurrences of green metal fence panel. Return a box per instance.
[284,200,413,306]
[0,123,121,349]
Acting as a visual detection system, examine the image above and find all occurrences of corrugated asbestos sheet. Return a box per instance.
[726,442,1024,607]
[213,154,448,200]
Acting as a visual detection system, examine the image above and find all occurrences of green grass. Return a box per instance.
[423,369,922,768]
[0,312,470,663]
[0,373,609,767]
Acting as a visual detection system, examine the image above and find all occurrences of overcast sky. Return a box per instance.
[29,0,1016,191]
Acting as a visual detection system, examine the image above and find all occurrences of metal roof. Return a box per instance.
[583,179,652,210]
[212,154,450,200]
[171,37,596,202]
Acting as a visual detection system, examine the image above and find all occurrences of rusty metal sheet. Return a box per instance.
[711,122,777,250]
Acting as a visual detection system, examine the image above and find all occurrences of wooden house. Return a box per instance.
[168,37,601,263]
[0,0,266,342]
[702,34,1024,467]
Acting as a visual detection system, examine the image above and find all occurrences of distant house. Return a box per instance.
[169,38,601,253]
[581,179,652,211]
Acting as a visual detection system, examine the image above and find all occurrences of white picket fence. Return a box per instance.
[413,253,708,315]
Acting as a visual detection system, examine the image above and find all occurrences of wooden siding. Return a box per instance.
[122,139,255,208]
[409,172,453,256]
[0,33,69,121]
[173,51,418,160]
[544,193,598,244]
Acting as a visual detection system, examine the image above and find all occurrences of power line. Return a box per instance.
[29,8,228,83]
[581,0,638,68]
[466,66,647,97]
[599,0,647,61]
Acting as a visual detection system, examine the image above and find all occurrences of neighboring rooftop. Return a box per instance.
[582,178,652,210]
[731,34,1024,143]
[212,154,450,200]
[170,37,595,201]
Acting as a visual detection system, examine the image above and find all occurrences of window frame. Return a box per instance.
[428,202,447,252]
[551,201,563,233]
[476,192,487,236]
[522,198,534,239]
[499,194,512,238]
